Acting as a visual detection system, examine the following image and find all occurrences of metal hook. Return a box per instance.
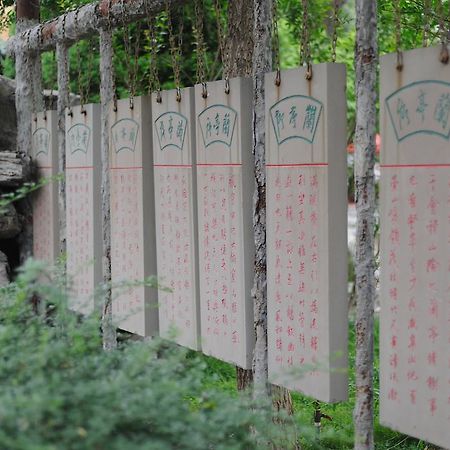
[396,50,403,71]
[176,87,182,102]
[202,82,208,99]
[81,105,87,115]
[274,68,281,86]
[113,93,118,112]
[439,42,449,64]
[156,89,162,104]
[224,78,230,95]
[305,63,313,81]
[129,96,134,110]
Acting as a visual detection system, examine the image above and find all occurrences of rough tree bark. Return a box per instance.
[99,28,117,350]
[56,43,69,256]
[251,0,271,400]
[250,0,294,417]
[15,0,42,264]
[7,0,187,55]
[354,0,377,449]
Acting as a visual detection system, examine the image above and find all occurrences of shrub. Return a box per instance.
[0,260,298,450]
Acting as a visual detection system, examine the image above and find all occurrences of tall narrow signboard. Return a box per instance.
[265,64,348,402]
[66,104,102,315]
[195,78,254,368]
[32,111,59,263]
[380,46,450,449]
[152,88,200,350]
[110,97,158,336]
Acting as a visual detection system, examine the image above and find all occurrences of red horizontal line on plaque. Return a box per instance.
[66,166,93,170]
[266,163,328,167]
[110,166,143,170]
[197,163,242,167]
[153,164,192,168]
[380,163,450,168]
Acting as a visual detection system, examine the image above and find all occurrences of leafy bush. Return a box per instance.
[0,260,297,450]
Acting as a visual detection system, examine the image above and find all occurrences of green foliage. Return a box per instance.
[0,174,64,215]
[0,260,299,450]
[201,320,438,450]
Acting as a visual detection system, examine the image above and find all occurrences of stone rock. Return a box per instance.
[0,75,17,152]
[0,150,32,187]
[0,250,10,286]
[0,202,21,239]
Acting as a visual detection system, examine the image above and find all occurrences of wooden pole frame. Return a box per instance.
[8,0,185,55]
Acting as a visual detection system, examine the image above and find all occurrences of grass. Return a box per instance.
[196,318,441,450]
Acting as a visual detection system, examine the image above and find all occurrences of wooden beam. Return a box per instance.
[7,0,185,55]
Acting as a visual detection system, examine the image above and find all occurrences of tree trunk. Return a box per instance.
[99,28,117,350]
[354,0,377,449]
[15,0,41,265]
[56,43,69,257]
[251,0,271,400]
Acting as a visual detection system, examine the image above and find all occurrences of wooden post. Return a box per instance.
[7,0,187,55]
[251,0,271,399]
[354,0,377,448]
[56,42,69,255]
[15,0,41,263]
[99,28,117,350]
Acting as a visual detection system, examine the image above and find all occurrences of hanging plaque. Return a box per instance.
[110,96,158,336]
[32,111,59,263]
[380,46,450,448]
[195,78,254,368]
[152,88,200,350]
[265,64,348,402]
[65,104,102,315]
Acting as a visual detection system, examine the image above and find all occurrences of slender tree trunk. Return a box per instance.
[99,28,117,350]
[251,0,271,400]
[16,0,41,264]
[354,0,377,448]
[56,43,69,257]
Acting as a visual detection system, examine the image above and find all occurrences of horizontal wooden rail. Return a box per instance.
[7,0,185,55]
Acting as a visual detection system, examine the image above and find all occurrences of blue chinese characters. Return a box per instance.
[67,124,91,155]
[198,104,237,149]
[111,118,139,153]
[33,128,50,157]
[154,112,187,151]
[270,95,323,145]
[386,80,450,142]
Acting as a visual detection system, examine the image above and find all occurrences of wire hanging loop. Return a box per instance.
[272,0,281,86]
[437,0,449,64]
[74,8,87,114]
[144,0,162,103]
[393,0,403,71]
[165,0,184,102]
[194,0,208,98]
[213,0,230,94]
[301,0,313,80]
[330,0,340,63]
[61,13,73,118]
[121,0,142,109]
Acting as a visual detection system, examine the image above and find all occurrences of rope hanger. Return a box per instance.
[271,0,342,86]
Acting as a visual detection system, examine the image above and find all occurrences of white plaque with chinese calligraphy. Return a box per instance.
[195,78,254,368]
[380,46,450,448]
[266,64,348,402]
[110,97,158,336]
[66,104,102,315]
[152,88,200,350]
[32,111,59,263]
